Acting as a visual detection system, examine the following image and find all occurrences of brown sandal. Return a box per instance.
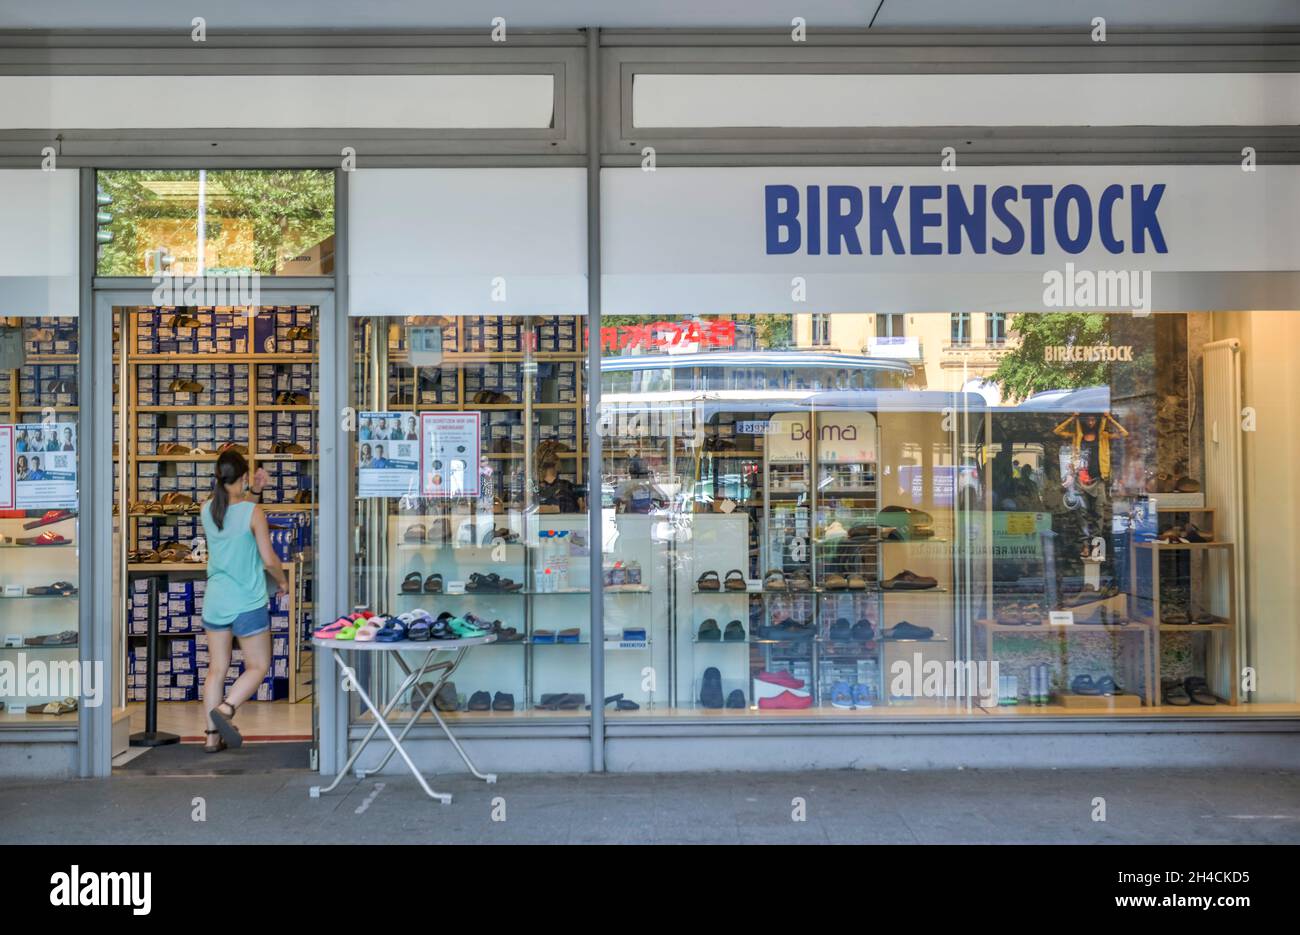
[203,729,227,754]
[209,700,243,749]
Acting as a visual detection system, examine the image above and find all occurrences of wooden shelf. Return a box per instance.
[1134,540,1232,550]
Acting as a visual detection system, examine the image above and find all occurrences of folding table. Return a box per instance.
[309,635,497,804]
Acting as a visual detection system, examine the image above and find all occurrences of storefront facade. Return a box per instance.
[1,28,1298,778]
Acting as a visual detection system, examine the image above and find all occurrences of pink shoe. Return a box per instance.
[755,669,805,690]
[758,690,813,710]
[313,617,350,639]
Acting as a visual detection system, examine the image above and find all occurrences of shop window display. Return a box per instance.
[0,315,82,727]
[593,311,1269,717]
[347,315,592,718]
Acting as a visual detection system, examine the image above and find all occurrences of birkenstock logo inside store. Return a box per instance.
[50,866,151,915]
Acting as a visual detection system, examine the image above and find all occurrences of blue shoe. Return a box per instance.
[830,680,853,709]
[852,683,873,708]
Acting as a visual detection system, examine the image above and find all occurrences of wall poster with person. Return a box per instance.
[356,411,420,498]
[9,423,78,509]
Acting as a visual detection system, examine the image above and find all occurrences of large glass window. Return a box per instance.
[0,315,82,730]
[348,314,590,719]
[595,310,1294,718]
[95,170,335,277]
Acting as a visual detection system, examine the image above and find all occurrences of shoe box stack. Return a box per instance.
[267,512,312,560]
[482,412,526,453]
[464,362,521,401]
[534,361,579,403]
[256,362,315,404]
[24,316,79,355]
[126,584,292,703]
[136,411,250,456]
[462,317,525,352]
[135,459,213,505]
[138,363,245,407]
[18,364,78,407]
[134,514,203,551]
[257,460,313,504]
[134,308,252,355]
[416,368,458,404]
[256,411,314,453]
[535,317,579,352]
[272,307,314,353]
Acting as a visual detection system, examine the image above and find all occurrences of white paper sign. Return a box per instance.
[421,412,481,498]
[1049,611,1075,626]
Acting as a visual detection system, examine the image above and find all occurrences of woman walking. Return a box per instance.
[200,450,289,753]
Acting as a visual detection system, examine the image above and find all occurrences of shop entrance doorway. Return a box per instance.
[103,302,327,770]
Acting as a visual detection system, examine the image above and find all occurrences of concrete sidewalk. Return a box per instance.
[2,766,1298,844]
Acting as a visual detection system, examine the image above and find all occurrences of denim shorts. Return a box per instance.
[204,604,270,639]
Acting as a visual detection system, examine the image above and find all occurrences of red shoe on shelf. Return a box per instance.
[755,669,805,690]
[758,690,813,710]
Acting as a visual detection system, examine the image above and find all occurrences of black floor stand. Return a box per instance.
[130,573,180,747]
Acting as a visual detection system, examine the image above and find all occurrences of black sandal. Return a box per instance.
[209,700,243,749]
[203,729,226,754]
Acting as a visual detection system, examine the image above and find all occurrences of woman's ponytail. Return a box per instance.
[210,450,249,531]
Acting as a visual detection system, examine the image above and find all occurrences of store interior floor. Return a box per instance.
[125,700,312,742]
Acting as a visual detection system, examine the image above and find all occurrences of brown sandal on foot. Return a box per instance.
[209,700,243,749]
[203,729,227,753]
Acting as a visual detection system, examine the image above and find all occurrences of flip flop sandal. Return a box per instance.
[763,569,787,591]
[209,701,243,749]
[26,697,78,715]
[354,623,380,641]
[273,441,307,454]
[464,572,491,593]
[218,442,249,455]
[17,531,67,546]
[850,619,875,640]
[823,574,848,590]
[532,630,556,644]
[847,574,867,590]
[374,619,408,642]
[1161,611,1191,625]
[696,570,721,592]
[313,618,350,639]
[423,573,443,593]
[203,729,227,754]
[407,617,433,640]
[403,524,427,543]
[723,620,746,641]
[400,572,424,593]
[557,628,581,643]
[24,631,78,646]
[697,619,721,641]
[22,509,74,530]
[335,625,359,641]
[500,577,523,592]
[723,569,747,591]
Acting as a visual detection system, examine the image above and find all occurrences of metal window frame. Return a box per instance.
[598,29,1300,166]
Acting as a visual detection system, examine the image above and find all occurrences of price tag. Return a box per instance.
[1049,611,1074,626]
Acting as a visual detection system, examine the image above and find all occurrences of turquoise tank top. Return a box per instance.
[200,499,268,624]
